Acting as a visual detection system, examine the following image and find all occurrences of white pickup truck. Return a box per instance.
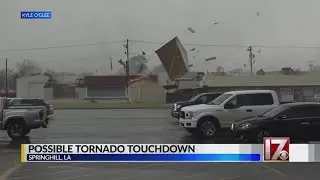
[0,97,47,140]
[179,90,281,137]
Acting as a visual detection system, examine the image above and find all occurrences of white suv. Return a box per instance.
[179,90,280,137]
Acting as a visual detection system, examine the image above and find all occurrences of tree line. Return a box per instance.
[0,59,43,91]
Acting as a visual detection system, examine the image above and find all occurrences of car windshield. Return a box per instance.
[189,94,204,102]
[208,94,233,105]
[260,105,290,117]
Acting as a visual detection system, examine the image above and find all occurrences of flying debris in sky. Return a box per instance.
[205,57,217,62]
[187,27,196,33]
[212,21,220,25]
[190,48,196,51]
[118,59,125,66]
[142,51,146,55]
[155,36,188,80]
[110,57,113,70]
[256,12,260,16]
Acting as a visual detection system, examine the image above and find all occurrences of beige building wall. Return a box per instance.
[129,80,166,104]
[44,88,53,100]
[17,75,49,99]
[75,87,86,100]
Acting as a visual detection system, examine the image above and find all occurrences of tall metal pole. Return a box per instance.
[5,58,8,97]
[125,39,129,97]
[247,46,253,76]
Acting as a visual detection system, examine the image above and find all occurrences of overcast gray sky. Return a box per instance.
[1,0,320,73]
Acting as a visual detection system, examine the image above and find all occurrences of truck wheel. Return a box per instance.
[197,117,220,137]
[6,121,28,140]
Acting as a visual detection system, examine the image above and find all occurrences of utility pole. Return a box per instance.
[5,58,8,97]
[125,39,129,97]
[308,60,315,71]
[247,46,253,76]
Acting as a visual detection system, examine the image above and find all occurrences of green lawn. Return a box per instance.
[50,101,171,109]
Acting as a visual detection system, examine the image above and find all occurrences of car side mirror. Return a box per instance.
[224,103,236,109]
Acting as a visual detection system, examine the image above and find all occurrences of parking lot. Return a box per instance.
[0,109,319,180]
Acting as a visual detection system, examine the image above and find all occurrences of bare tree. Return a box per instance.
[16,59,42,77]
[0,69,18,90]
[117,55,148,75]
[216,66,224,72]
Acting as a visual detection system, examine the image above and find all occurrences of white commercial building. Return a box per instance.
[16,75,49,99]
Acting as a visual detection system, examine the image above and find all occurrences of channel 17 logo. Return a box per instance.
[263,137,289,162]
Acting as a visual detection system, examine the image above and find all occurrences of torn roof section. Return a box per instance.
[155,37,189,81]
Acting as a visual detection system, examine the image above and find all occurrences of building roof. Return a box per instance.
[203,75,320,87]
[178,72,204,80]
[84,75,157,86]
[52,75,78,84]
[17,74,48,80]
[178,80,201,89]
[44,75,79,88]
[155,37,188,80]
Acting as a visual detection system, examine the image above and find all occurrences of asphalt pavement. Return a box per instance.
[0,109,318,180]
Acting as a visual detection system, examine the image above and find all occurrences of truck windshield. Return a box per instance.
[208,94,232,105]
[189,94,203,102]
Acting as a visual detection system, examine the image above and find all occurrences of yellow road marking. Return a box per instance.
[0,161,23,180]
[20,144,24,163]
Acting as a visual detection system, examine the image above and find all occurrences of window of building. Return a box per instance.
[86,87,126,97]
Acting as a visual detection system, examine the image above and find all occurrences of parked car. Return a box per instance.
[8,98,51,126]
[232,102,320,143]
[179,90,281,137]
[0,97,47,140]
[171,92,222,119]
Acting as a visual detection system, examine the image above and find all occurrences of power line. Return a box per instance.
[131,40,320,49]
[0,40,124,52]
[4,39,320,52]
[11,52,146,65]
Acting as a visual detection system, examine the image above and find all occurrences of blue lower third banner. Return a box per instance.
[25,154,261,162]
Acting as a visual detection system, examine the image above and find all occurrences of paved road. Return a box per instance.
[0,109,319,180]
